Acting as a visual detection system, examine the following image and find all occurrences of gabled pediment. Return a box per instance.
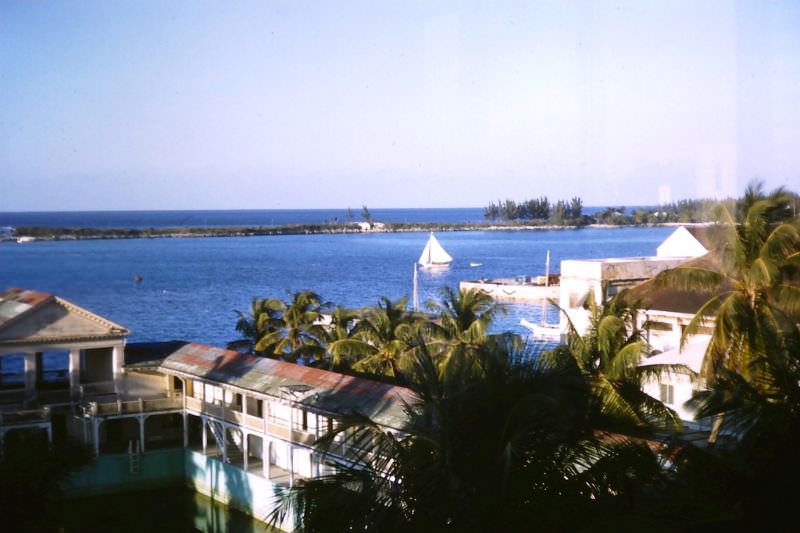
[0,289,129,345]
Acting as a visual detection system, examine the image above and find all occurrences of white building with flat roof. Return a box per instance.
[558,256,692,335]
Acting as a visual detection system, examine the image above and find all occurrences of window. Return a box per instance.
[660,384,674,404]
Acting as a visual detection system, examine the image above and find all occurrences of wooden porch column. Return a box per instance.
[201,417,208,455]
[69,349,81,401]
[242,431,249,471]
[138,415,146,453]
[182,412,188,448]
[112,343,125,393]
[288,444,295,487]
[263,438,270,479]
[23,352,37,406]
[92,418,100,456]
[221,423,228,463]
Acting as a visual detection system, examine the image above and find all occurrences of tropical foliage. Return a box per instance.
[543,292,681,434]
[655,192,800,401]
[271,338,668,532]
[483,196,584,223]
[653,187,800,527]
[240,183,800,530]
[229,291,330,364]
[328,296,418,378]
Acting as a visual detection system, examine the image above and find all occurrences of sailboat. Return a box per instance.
[520,250,562,340]
[418,232,453,268]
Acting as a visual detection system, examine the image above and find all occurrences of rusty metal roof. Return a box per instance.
[0,288,52,326]
[160,343,415,431]
[0,287,130,344]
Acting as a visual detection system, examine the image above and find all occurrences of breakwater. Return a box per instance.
[2,220,685,242]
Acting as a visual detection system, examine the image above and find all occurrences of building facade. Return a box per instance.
[0,288,413,527]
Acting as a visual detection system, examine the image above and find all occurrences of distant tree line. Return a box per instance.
[484,196,584,224]
[486,181,799,226]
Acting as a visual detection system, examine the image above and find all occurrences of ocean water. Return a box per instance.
[0,226,673,349]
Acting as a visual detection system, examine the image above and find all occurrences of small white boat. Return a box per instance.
[469,262,483,267]
[520,318,562,341]
[17,236,35,243]
[519,250,561,341]
[418,233,453,268]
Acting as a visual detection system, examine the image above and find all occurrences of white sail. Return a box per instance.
[418,233,453,267]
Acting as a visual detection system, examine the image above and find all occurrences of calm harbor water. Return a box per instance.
[0,226,673,346]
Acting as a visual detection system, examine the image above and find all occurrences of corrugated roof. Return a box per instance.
[160,343,415,430]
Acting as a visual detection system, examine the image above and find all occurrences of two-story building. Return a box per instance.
[0,288,413,527]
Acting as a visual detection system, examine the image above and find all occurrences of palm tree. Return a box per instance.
[543,292,682,433]
[656,199,800,393]
[736,179,795,224]
[270,335,668,532]
[227,297,285,354]
[328,296,418,378]
[325,306,360,343]
[598,192,800,528]
[254,291,330,364]
[423,287,502,380]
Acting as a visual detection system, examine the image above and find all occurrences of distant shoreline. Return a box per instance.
[3,221,703,242]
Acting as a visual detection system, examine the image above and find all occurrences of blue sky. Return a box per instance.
[1,0,798,210]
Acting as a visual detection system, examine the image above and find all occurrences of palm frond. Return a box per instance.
[655,266,726,293]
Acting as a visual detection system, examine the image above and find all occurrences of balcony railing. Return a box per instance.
[0,388,25,404]
[291,429,317,446]
[244,413,263,431]
[224,408,245,425]
[182,396,323,446]
[81,393,182,417]
[0,406,51,426]
[79,381,116,397]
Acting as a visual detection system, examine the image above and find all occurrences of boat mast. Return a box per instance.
[541,250,550,326]
[412,262,419,312]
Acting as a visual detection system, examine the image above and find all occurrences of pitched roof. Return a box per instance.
[639,335,710,374]
[0,287,129,346]
[160,343,415,431]
[685,226,724,251]
[623,254,727,316]
[0,288,51,327]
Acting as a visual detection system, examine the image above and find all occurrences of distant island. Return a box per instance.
[482,192,799,225]
[5,219,698,242]
[5,185,796,242]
